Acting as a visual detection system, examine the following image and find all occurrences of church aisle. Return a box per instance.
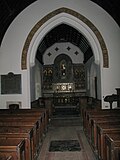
[37,117,96,160]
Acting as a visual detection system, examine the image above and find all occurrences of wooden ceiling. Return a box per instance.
[37,23,93,64]
[0,0,120,63]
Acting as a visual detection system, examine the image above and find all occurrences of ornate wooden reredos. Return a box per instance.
[43,54,85,94]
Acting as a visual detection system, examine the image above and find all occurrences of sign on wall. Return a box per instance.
[1,72,22,94]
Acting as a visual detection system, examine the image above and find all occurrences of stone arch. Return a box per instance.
[21,7,109,70]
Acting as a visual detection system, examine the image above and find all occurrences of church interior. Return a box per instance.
[0,0,120,160]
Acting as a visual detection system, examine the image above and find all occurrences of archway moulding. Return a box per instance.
[21,7,109,70]
[29,15,98,67]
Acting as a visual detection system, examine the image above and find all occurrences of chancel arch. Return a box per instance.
[21,7,109,104]
[21,7,109,70]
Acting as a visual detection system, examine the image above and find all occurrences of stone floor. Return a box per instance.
[37,115,96,160]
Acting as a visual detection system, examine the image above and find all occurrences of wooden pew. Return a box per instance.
[87,115,120,141]
[105,132,120,160]
[82,108,99,131]
[0,138,25,160]
[96,123,120,160]
[29,108,49,133]
[0,108,48,134]
[89,116,120,150]
[82,108,106,134]
[0,126,33,160]
[0,109,48,159]
[0,111,45,142]
[82,108,120,159]
[15,108,49,132]
[0,119,38,159]
[0,115,42,149]
[84,109,120,138]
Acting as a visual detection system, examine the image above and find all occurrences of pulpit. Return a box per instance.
[104,94,118,109]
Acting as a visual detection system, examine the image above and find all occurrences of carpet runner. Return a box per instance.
[49,140,81,152]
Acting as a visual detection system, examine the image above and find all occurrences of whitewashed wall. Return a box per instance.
[30,59,42,102]
[44,42,84,65]
[0,0,120,108]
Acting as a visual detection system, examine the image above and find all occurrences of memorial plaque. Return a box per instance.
[1,72,22,94]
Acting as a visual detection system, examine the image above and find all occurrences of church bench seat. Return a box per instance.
[1,109,48,139]
[29,108,50,133]
[96,123,120,160]
[105,133,120,160]
[83,109,120,138]
[0,109,48,160]
[89,117,120,151]
[0,108,49,134]
[0,138,25,160]
[0,115,43,147]
[82,109,110,134]
[81,108,100,131]
[13,108,49,131]
[0,119,41,149]
[82,108,120,159]
[0,126,34,160]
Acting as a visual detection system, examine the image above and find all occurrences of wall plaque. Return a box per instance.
[1,72,22,94]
